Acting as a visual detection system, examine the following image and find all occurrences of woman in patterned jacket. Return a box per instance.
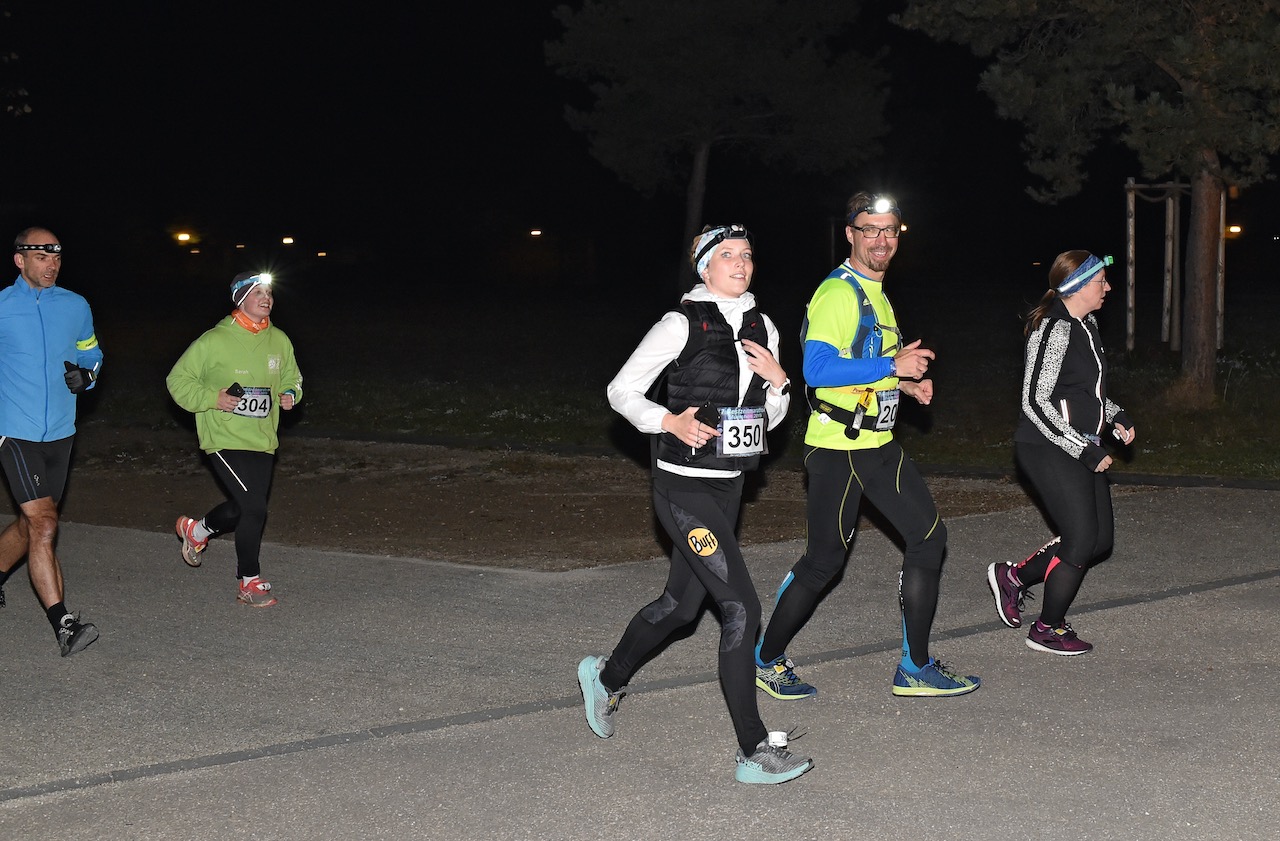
[987,250,1136,655]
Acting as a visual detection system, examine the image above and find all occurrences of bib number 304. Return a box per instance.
[716,406,767,458]
[232,386,274,419]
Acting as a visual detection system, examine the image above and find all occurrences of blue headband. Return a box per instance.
[1057,254,1113,295]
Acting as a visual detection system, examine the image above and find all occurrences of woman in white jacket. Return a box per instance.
[575,224,812,785]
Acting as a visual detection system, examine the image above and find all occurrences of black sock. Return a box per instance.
[46,601,70,631]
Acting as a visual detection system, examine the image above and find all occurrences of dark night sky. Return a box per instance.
[1,1,1275,315]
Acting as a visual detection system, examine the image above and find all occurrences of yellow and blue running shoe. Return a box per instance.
[891,658,980,697]
[755,654,818,700]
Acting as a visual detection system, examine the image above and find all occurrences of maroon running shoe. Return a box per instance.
[1025,621,1093,655]
[987,562,1029,628]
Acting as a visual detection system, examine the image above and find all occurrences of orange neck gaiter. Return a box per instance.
[231,309,270,334]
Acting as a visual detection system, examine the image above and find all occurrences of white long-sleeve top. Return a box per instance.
[607,284,790,477]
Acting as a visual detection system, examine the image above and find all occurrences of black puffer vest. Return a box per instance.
[654,299,769,472]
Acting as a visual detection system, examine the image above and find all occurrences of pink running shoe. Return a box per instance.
[176,516,208,568]
[237,576,279,608]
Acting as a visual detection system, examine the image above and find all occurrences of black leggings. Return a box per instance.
[600,470,767,755]
[204,449,275,580]
[1014,441,1114,625]
[760,442,947,669]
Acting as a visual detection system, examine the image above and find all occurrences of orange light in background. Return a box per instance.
[529,229,543,237]
[282,237,295,245]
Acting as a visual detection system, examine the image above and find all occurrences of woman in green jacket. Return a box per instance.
[167,271,303,607]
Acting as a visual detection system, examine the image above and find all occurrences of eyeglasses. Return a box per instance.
[849,224,901,239]
[16,243,62,254]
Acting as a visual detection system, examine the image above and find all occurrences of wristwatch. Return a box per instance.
[771,378,791,395]
[888,358,897,377]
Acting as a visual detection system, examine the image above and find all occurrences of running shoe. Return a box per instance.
[56,613,100,657]
[734,733,814,785]
[987,561,1030,628]
[576,655,624,738]
[891,658,981,697]
[1025,621,1093,655]
[175,515,208,568]
[237,576,278,608]
[755,655,817,700]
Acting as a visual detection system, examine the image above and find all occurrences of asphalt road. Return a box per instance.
[1,483,1277,840]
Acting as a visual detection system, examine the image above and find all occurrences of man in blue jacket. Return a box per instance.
[0,227,103,656]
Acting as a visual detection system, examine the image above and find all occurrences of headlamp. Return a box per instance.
[693,224,753,267]
[849,195,900,222]
[16,243,62,254]
[231,272,273,304]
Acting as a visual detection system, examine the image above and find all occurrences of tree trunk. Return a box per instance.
[676,140,712,294]
[1178,152,1222,398]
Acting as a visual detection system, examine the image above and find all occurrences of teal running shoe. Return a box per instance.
[734,734,814,785]
[576,655,624,738]
[891,658,980,697]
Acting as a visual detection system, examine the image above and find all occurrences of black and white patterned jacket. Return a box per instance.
[1015,297,1131,470]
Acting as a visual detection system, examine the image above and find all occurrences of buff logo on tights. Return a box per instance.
[687,527,719,557]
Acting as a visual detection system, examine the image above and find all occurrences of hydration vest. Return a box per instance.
[799,265,882,436]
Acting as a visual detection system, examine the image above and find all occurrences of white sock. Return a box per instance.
[191,519,213,542]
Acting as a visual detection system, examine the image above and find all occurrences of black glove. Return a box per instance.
[63,360,95,394]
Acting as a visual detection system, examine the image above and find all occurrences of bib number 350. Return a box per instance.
[716,406,767,458]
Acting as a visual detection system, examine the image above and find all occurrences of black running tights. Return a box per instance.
[204,449,276,580]
[1014,442,1115,626]
[600,471,767,756]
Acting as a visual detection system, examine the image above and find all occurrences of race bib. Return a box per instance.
[716,406,767,458]
[873,389,900,432]
[232,386,273,419]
